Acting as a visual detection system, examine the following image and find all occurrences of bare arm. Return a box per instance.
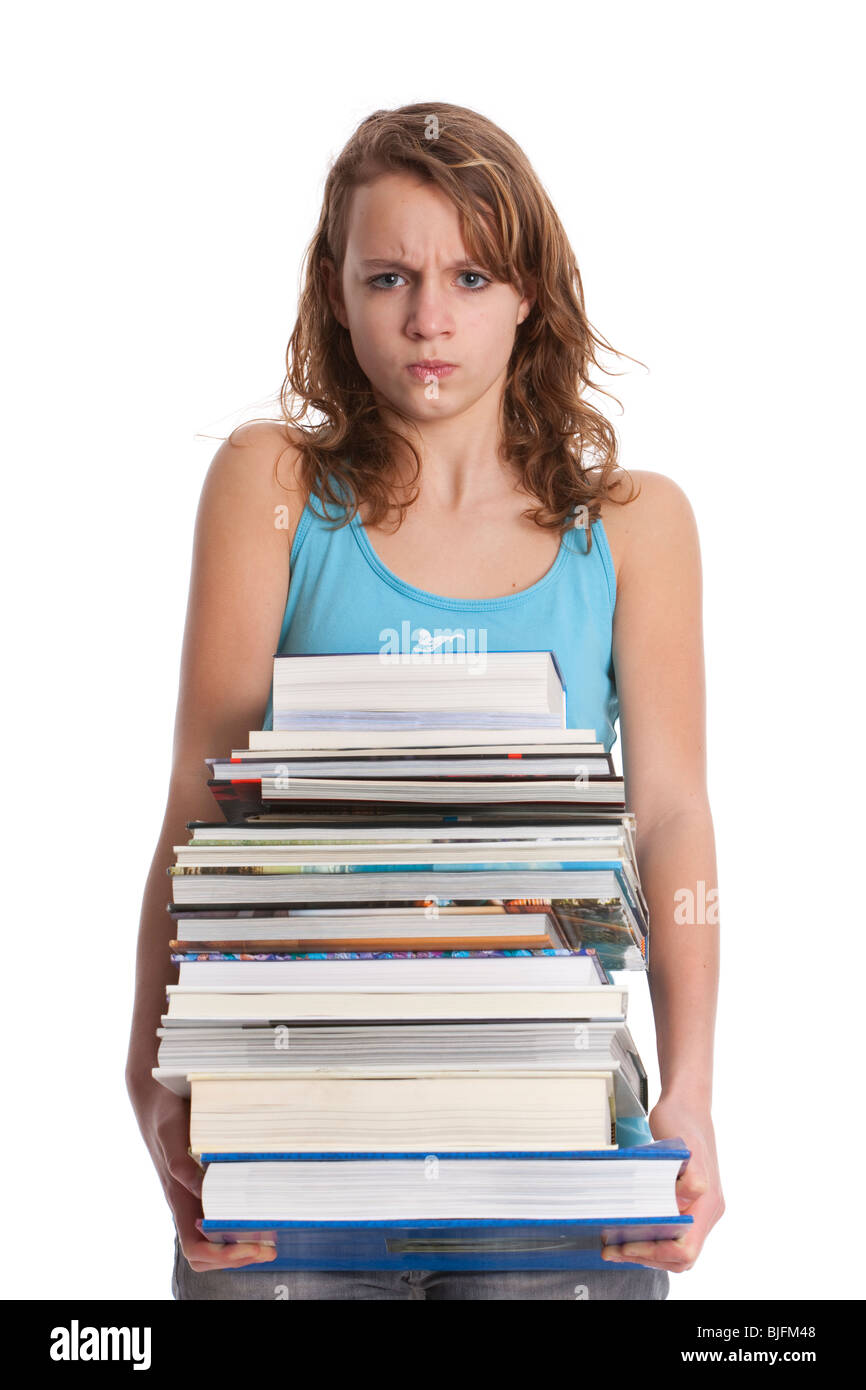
[125,421,306,1270]
[600,471,724,1272]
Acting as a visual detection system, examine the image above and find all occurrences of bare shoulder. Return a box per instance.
[203,421,309,543]
[169,423,311,781]
[597,468,699,590]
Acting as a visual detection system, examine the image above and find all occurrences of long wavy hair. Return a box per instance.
[232,101,641,544]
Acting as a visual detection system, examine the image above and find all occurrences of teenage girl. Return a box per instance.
[126,102,724,1301]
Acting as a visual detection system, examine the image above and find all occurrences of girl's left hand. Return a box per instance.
[601,1096,725,1273]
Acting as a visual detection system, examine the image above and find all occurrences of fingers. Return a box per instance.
[603,1235,696,1266]
[602,1198,718,1272]
[172,1185,277,1272]
[146,1090,277,1269]
[602,1237,697,1272]
[183,1237,279,1273]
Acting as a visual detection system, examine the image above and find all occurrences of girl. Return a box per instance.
[126,102,724,1301]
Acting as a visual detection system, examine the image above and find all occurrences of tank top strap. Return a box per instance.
[290,471,351,567]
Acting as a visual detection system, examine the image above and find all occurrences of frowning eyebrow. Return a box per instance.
[360,258,485,271]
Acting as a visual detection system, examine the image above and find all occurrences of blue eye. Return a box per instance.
[368,271,491,292]
[456,271,491,291]
[369,273,405,290]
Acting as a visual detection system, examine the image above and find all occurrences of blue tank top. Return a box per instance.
[261,481,620,752]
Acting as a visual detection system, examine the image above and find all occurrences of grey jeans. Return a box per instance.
[172,1235,669,1301]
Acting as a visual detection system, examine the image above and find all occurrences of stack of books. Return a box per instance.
[154,650,692,1270]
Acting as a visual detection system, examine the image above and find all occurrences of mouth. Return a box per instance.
[406,361,457,380]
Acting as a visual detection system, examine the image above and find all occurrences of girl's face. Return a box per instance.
[325,171,534,423]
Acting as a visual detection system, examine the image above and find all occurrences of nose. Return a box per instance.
[404,277,454,342]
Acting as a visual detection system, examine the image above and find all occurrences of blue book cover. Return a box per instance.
[198,1140,692,1271]
[196,1216,692,1271]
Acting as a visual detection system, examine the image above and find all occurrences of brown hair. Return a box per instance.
[232,101,641,543]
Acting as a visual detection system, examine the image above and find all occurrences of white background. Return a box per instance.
[3,0,863,1301]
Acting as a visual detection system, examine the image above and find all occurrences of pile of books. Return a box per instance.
[154,650,692,1270]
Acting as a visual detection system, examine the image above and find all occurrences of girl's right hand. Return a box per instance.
[128,1070,277,1271]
